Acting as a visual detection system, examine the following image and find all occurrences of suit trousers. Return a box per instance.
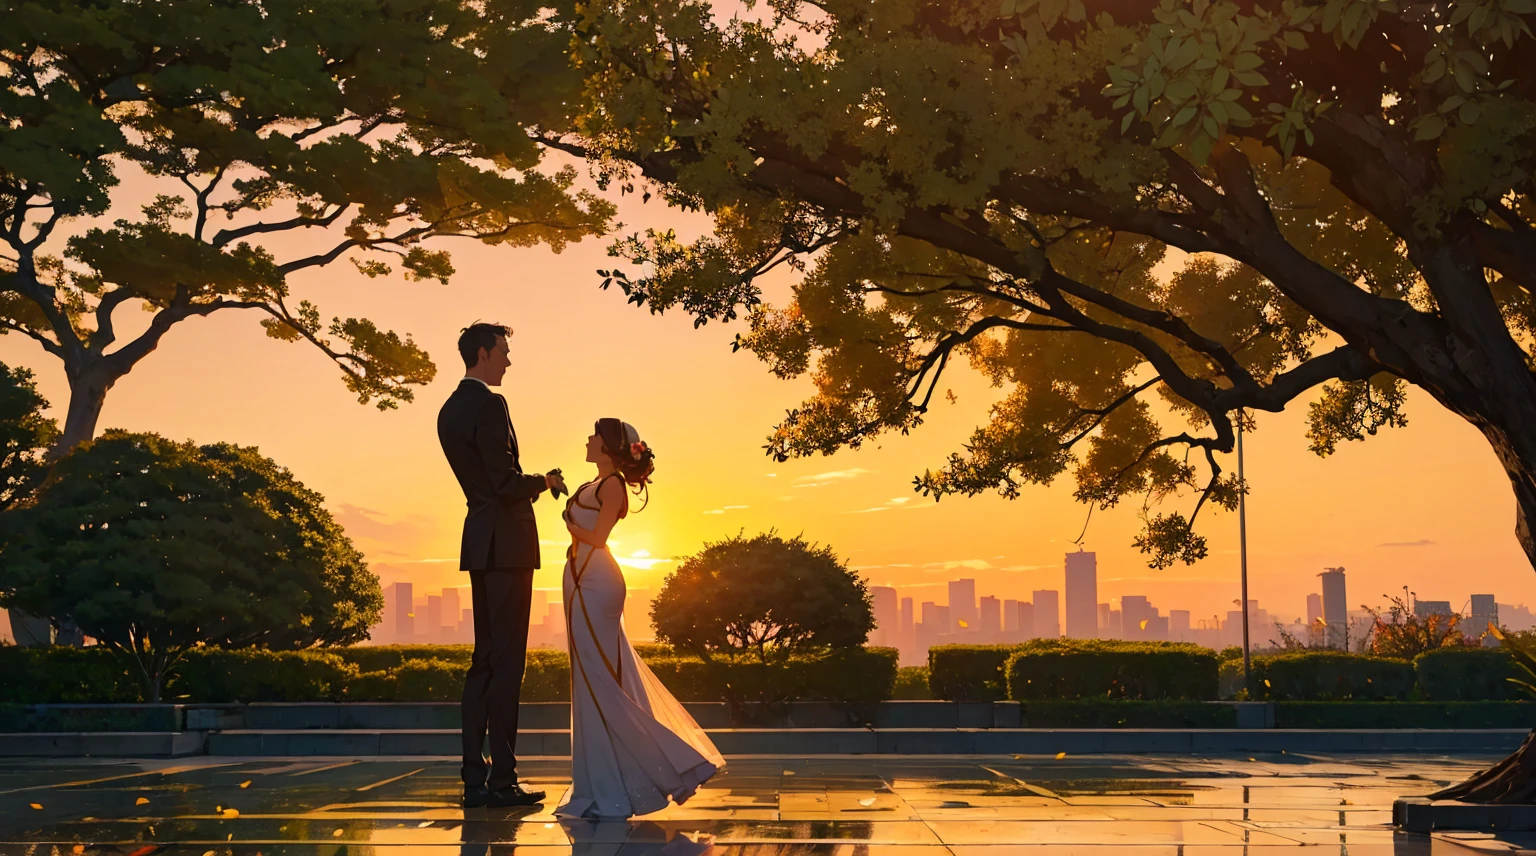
[462,567,535,789]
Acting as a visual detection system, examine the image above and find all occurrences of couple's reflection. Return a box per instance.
[458,811,715,856]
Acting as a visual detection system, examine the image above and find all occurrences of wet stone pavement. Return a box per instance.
[0,753,1531,855]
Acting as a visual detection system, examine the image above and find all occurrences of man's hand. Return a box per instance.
[546,469,568,499]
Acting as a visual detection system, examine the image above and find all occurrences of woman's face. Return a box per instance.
[585,431,603,464]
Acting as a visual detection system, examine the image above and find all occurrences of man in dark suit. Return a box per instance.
[437,322,566,809]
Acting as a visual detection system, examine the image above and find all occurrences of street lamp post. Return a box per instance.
[1238,412,1251,684]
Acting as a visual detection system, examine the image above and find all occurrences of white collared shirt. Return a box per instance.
[463,375,491,390]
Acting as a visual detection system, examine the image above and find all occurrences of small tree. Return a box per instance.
[0,361,58,511]
[1364,590,1464,660]
[0,431,382,701]
[650,531,873,664]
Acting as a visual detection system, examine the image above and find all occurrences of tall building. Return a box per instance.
[1306,593,1323,626]
[1097,603,1111,636]
[899,597,915,636]
[949,579,977,632]
[442,587,463,635]
[1121,595,1153,641]
[979,596,1001,637]
[1471,594,1499,644]
[1064,550,1098,638]
[1169,609,1191,642]
[1320,567,1347,649]
[1414,600,1453,619]
[1003,599,1020,632]
[1017,601,1035,638]
[870,586,898,646]
[1033,590,1060,638]
[425,595,443,641]
[392,582,414,642]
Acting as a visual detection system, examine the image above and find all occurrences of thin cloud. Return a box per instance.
[614,550,675,571]
[923,559,995,573]
[703,505,750,515]
[845,496,925,514]
[1379,539,1436,548]
[795,467,874,488]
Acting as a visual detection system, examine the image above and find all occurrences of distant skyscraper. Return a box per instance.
[1017,601,1035,638]
[1414,600,1453,619]
[1306,593,1323,626]
[1320,568,1347,649]
[1097,603,1111,636]
[442,587,463,633]
[1121,596,1153,641]
[1003,599,1020,632]
[1032,590,1060,638]
[392,582,414,642]
[979,596,1001,637]
[425,595,443,641]
[949,579,977,632]
[1169,609,1191,642]
[1471,594,1499,644]
[1064,550,1098,638]
[899,597,915,636]
[871,586,898,646]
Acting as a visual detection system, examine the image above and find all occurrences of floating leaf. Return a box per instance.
[1054,752,1067,760]
[239,781,251,789]
[859,797,877,806]
[333,829,345,838]
[418,821,434,828]
[135,797,150,806]
[29,803,41,810]
[222,808,239,818]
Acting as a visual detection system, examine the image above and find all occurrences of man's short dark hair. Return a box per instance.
[458,322,511,369]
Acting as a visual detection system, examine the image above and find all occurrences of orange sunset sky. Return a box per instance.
[2,159,1533,630]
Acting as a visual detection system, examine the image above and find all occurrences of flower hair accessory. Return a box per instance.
[630,440,648,460]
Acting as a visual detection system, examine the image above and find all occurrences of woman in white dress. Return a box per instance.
[556,418,724,820]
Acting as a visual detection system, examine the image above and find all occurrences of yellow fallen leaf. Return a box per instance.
[418,821,433,828]
[29,803,41,810]
[222,808,239,818]
[333,829,344,838]
[239,780,251,789]
[1264,679,1271,687]
[1248,758,1257,762]
[1054,752,1066,760]
[858,797,876,806]
[135,797,150,806]
[72,845,85,855]
[783,770,795,776]
[215,806,222,813]
[203,851,215,856]
[957,620,969,628]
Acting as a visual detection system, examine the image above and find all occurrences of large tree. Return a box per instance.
[0,360,58,511]
[0,0,612,451]
[558,0,1536,574]
[0,430,383,701]
[563,0,1536,800]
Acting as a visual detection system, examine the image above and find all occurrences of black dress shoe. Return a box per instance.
[487,784,546,807]
[463,784,490,808]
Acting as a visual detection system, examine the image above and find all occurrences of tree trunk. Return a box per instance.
[1430,730,1536,803]
[55,375,109,456]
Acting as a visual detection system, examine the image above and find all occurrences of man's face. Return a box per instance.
[479,335,511,385]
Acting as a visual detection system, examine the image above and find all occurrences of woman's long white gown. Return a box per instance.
[556,479,724,819]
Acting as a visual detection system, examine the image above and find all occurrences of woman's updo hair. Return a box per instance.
[596,418,655,488]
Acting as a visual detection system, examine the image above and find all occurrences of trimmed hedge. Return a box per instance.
[893,666,932,700]
[0,644,895,704]
[1248,652,1414,701]
[167,650,357,702]
[1006,642,1218,701]
[1415,647,1519,701]
[927,645,1020,701]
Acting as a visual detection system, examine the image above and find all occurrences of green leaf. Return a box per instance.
[1413,113,1447,140]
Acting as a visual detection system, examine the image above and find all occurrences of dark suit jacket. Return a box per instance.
[438,378,548,570]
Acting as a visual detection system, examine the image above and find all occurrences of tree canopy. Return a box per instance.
[0,431,382,701]
[559,0,1536,570]
[1,0,612,450]
[650,531,874,662]
[0,360,57,511]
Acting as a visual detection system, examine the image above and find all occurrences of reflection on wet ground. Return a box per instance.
[0,752,1530,854]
